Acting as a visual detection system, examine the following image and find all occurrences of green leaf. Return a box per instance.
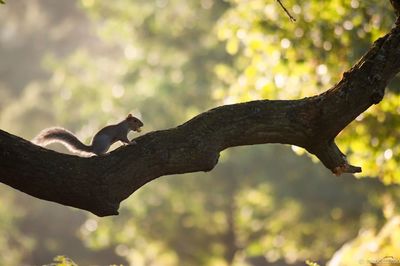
[306,260,321,266]
[0,0,5,4]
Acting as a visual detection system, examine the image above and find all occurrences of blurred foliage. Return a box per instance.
[328,216,400,266]
[306,260,321,266]
[0,0,399,265]
[81,146,393,265]
[0,187,33,265]
[42,0,231,132]
[44,255,78,266]
[215,0,400,183]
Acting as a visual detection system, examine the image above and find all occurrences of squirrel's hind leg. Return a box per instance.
[91,135,111,155]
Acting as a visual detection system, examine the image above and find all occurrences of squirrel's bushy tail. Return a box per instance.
[32,127,93,155]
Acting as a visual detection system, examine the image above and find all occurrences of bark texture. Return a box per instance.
[1,23,400,217]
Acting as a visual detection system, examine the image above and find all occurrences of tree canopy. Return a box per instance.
[0,0,399,265]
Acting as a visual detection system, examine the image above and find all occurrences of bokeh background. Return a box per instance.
[0,0,399,265]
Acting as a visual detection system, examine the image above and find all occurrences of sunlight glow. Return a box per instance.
[384,149,393,160]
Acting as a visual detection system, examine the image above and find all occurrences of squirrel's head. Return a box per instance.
[126,114,143,132]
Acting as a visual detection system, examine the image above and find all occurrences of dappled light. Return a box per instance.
[0,0,399,265]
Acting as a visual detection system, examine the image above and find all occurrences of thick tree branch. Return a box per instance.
[1,24,400,216]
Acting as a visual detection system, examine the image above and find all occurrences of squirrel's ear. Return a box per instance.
[127,113,133,118]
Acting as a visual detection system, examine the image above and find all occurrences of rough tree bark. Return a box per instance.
[1,15,400,217]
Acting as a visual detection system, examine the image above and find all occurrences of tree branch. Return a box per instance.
[1,24,400,216]
[276,0,296,22]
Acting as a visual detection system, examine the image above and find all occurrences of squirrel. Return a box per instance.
[33,114,143,156]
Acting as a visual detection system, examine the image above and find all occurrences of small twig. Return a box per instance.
[276,0,296,22]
